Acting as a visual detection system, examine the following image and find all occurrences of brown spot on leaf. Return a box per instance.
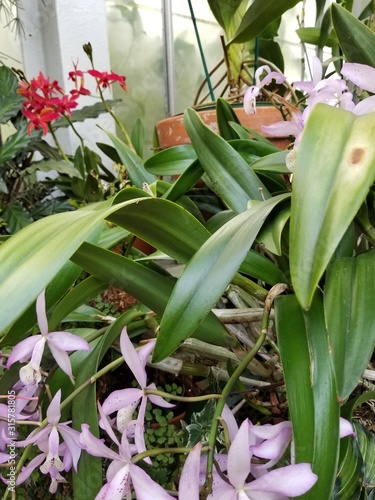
[349,147,366,166]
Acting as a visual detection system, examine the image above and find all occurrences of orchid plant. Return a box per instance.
[1,4,375,500]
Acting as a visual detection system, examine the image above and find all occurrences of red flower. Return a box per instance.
[87,69,127,91]
[68,62,91,96]
[22,108,61,135]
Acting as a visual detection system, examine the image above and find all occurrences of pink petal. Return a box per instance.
[97,402,121,448]
[120,327,150,387]
[250,420,292,441]
[46,390,61,425]
[36,289,49,336]
[227,419,251,488]
[16,453,45,485]
[47,331,90,352]
[6,335,41,367]
[47,344,74,378]
[57,425,82,471]
[339,417,356,438]
[101,388,142,415]
[251,426,292,461]
[134,396,151,464]
[262,121,301,138]
[179,442,202,500]
[245,463,318,497]
[243,86,259,115]
[209,483,237,499]
[79,424,119,461]
[353,95,375,115]
[105,463,131,500]
[130,463,174,499]
[341,62,375,93]
[146,383,174,408]
[221,405,238,442]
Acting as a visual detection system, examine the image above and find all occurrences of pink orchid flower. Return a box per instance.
[244,65,286,115]
[100,328,173,460]
[341,62,375,114]
[15,390,82,492]
[207,419,318,499]
[6,289,90,384]
[80,403,173,500]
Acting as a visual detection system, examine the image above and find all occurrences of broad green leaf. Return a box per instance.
[0,197,139,332]
[71,242,234,349]
[52,100,120,128]
[324,251,375,399]
[240,249,288,285]
[296,27,338,47]
[49,276,108,329]
[334,434,364,500]
[162,161,204,202]
[131,118,145,158]
[154,193,289,361]
[0,261,82,347]
[354,422,375,487]
[229,121,255,141]
[108,196,211,263]
[331,3,375,66]
[207,0,243,33]
[0,66,24,123]
[2,202,33,233]
[290,104,375,309]
[216,97,241,140]
[0,125,32,168]
[144,145,197,176]
[276,293,340,499]
[26,159,82,178]
[230,0,300,44]
[103,129,156,187]
[257,205,290,255]
[250,151,290,174]
[184,108,270,213]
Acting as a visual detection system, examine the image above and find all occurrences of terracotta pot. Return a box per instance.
[155,105,290,150]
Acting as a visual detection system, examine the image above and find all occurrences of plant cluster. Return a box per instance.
[1,3,375,500]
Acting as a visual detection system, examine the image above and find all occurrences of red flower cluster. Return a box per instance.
[19,66,127,136]
[87,69,127,91]
[18,72,80,135]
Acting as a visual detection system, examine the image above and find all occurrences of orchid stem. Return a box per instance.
[48,124,71,163]
[144,388,221,403]
[202,284,288,499]
[132,445,210,465]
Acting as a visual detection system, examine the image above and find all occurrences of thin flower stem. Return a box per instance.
[132,445,210,464]
[144,388,222,403]
[202,283,288,499]
[48,124,71,163]
[64,114,85,150]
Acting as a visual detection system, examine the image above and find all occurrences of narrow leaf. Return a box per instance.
[324,251,375,399]
[290,104,375,309]
[184,108,270,213]
[154,194,289,361]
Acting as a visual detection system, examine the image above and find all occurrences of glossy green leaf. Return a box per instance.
[257,205,290,255]
[71,242,234,349]
[334,432,363,500]
[354,422,375,489]
[228,121,255,141]
[276,293,340,499]
[230,0,300,44]
[49,276,107,329]
[162,160,204,201]
[154,193,289,361]
[2,202,33,233]
[103,129,156,187]
[0,197,144,333]
[131,118,145,158]
[0,261,82,347]
[144,145,197,175]
[0,66,24,123]
[52,100,120,128]
[240,249,288,285]
[216,98,241,140]
[207,0,243,33]
[290,104,375,309]
[250,151,290,174]
[0,125,32,168]
[331,3,375,66]
[184,108,270,213]
[26,159,81,178]
[296,27,338,47]
[324,251,375,399]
